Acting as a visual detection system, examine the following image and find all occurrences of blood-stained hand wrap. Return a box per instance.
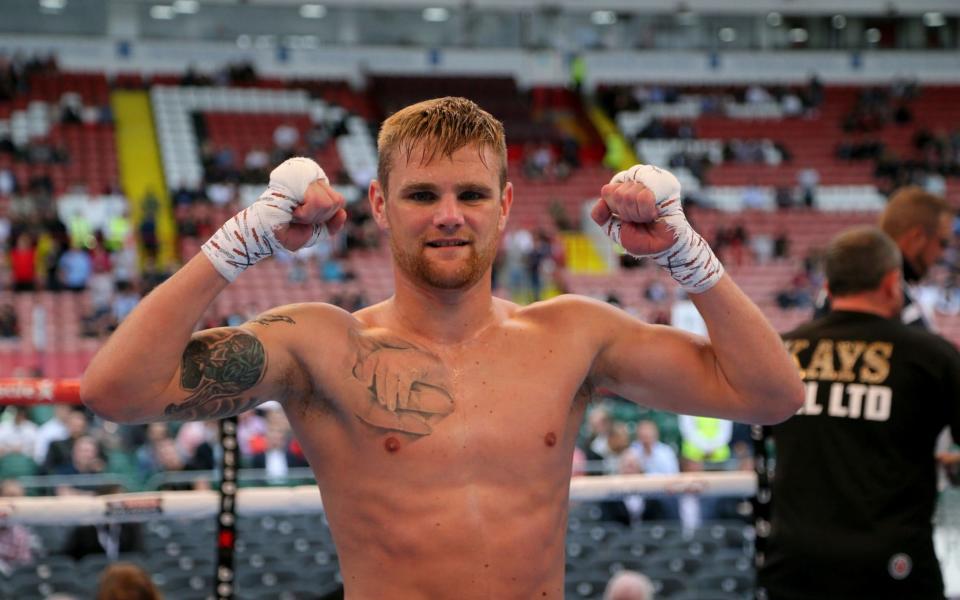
[201,157,328,282]
[603,164,724,294]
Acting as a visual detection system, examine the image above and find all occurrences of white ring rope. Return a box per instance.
[1,472,756,525]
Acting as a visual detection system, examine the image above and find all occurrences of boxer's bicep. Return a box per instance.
[592,314,739,418]
[158,309,305,422]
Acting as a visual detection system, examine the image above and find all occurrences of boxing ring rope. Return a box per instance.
[0,472,758,525]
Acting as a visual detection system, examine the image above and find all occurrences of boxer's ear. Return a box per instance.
[497,182,513,232]
[369,179,390,231]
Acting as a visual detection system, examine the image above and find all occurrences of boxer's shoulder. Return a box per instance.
[512,293,636,338]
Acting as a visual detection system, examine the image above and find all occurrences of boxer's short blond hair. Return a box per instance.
[377,96,507,194]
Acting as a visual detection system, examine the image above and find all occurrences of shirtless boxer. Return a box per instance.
[81,97,803,599]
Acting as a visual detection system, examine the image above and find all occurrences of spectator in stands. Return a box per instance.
[152,437,200,491]
[54,435,105,479]
[628,419,680,521]
[250,420,309,485]
[96,562,162,600]
[44,409,99,474]
[243,147,271,183]
[776,270,816,309]
[306,121,330,152]
[603,569,655,600]
[0,303,17,338]
[583,405,613,465]
[135,422,172,477]
[527,228,555,301]
[138,192,160,258]
[0,406,38,458]
[273,122,300,161]
[644,280,668,303]
[236,409,267,461]
[57,245,92,292]
[773,229,791,260]
[797,167,819,208]
[9,232,36,291]
[33,404,71,466]
[597,420,637,525]
[110,280,140,328]
[0,167,15,197]
[63,486,144,560]
[502,227,534,301]
[175,419,218,473]
[678,415,733,530]
[630,420,679,475]
[0,479,35,573]
[679,415,732,471]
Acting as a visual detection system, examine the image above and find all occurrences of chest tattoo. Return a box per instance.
[349,330,455,436]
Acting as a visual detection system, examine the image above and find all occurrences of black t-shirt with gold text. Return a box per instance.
[758,310,960,600]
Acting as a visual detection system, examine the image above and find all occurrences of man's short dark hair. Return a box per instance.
[826,226,902,297]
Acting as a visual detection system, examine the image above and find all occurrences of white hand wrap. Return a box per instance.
[605,164,724,294]
[201,157,328,282]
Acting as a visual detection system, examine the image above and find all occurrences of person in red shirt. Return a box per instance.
[9,233,36,292]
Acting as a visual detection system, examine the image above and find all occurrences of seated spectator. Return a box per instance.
[152,438,202,491]
[678,415,733,530]
[33,404,71,465]
[63,487,143,561]
[272,122,300,161]
[773,230,791,259]
[627,420,680,521]
[583,405,613,465]
[630,420,679,475]
[44,410,101,474]
[96,562,162,600]
[135,422,172,477]
[54,435,106,493]
[58,246,92,292]
[0,479,35,574]
[0,406,37,458]
[776,271,816,309]
[604,569,655,600]
[9,233,36,291]
[0,303,17,337]
[243,147,270,182]
[111,280,141,326]
[250,420,309,485]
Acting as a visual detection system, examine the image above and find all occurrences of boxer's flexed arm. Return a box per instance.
[81,158,347,423]
[588,165,803,424]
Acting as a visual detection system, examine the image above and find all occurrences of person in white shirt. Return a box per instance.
[33,404,71,465]
[0,407,37,459]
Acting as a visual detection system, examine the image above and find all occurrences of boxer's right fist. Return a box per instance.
[202,157,347,282]
[275,178,348,251]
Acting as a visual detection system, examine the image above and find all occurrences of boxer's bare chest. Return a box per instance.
[287,318,597,478]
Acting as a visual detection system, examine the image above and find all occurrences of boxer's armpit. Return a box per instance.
[164,329,267,420]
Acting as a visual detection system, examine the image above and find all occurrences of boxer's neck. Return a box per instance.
[389,271,500,346]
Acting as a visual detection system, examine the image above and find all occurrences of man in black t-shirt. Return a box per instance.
[758,226,960,600]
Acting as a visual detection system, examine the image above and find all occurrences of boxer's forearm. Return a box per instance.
[690,275,804,424]
[80,254,230,421]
